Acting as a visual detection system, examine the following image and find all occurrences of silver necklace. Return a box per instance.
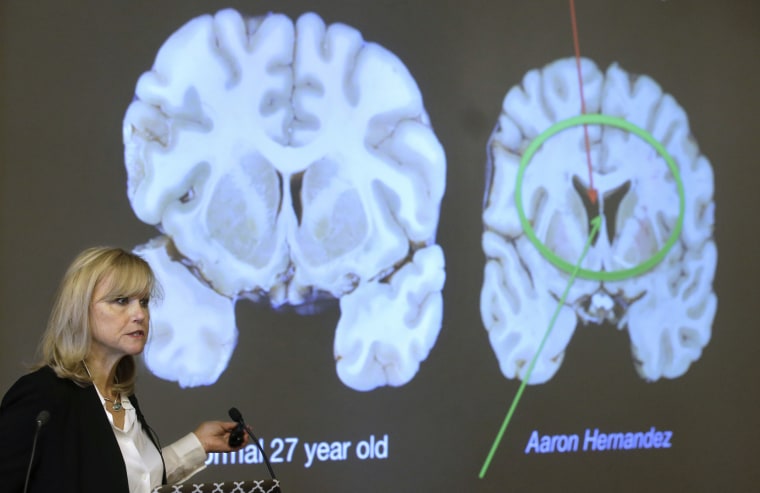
[82,360,123,411]
[103,395,123,412]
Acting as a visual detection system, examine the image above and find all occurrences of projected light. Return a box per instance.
[481,57,717,385]
[123,9,446,391]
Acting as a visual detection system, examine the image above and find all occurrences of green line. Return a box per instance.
[479,215,602,479]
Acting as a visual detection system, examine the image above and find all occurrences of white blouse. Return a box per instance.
[93,387,207,492]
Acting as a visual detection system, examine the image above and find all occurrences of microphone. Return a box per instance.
[23,410,50,493]
[228,407,246,447]
[228,407,277,481]
[36,411,50,427]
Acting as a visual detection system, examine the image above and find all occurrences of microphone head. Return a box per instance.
[228,407,243,422]
[36,410,50,426]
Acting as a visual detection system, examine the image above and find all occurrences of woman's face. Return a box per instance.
[88,275,150,363]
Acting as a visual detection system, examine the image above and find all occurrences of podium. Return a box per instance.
[152,479,281,493]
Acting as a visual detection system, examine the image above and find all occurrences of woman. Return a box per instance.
[0,247,247,493]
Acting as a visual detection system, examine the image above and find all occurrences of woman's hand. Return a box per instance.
[193,420,248,453]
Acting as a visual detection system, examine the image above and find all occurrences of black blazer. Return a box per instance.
[0,366,165,493]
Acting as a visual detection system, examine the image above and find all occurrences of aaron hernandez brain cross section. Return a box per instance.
[481,58,716,385]
[122,9,446,391]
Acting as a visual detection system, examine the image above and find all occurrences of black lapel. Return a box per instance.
[78,384,131,493]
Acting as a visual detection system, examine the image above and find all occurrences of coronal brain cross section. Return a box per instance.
[481,57,716,385]
[123,9,446,391]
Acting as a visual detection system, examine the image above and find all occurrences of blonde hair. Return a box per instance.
[36,247,160,395]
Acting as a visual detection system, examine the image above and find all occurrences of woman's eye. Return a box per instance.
[140,298,150,307]
[114,297,129,305]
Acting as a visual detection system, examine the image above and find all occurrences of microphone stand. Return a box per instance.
[23,410,50,493]
[229,408,277,481]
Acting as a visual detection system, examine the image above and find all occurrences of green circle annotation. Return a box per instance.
[514,114,685,281]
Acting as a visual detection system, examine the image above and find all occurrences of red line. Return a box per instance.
[569,0,597,203]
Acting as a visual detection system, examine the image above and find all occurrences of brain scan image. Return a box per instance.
[123,9,446,391]
[481,57,716,385]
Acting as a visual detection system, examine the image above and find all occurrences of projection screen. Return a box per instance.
[1,1,758,491]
